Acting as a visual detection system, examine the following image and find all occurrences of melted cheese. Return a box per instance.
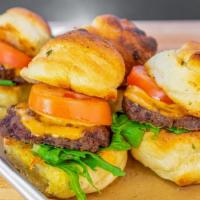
[99,150,117,165]
[125,86,187,118]
[16,104,85,140]
[37,111,95,127]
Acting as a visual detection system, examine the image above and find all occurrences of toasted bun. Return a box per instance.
[21,29,125,99]
[131,130,200,186]
[85,15,157,76]
[0,7,51,56]
[0,85,30,119]
[4,139,127,199]
[146,41,200,117]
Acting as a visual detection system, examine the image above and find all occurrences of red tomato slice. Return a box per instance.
[0,41,31,68]
[29,84,112,125]
[127,66,173,104]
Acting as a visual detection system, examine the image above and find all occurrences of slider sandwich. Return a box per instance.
[85,15,157,113]
[0,7,51,118]
[112,41,200,186]
[0,29,127,200]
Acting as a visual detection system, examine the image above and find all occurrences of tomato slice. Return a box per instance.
[0,41,31,68]
[127,66,173,104]
[29,84,112,125]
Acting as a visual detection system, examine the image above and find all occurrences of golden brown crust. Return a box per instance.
[7,8,51,35]
[85,14,157,77]
[4,139,127,199]
[0,85,30,119]
[177,41,200,64]
[131,130,200,186]
[21,29,125,99]
[146,41,200,117]
[0,7,51,56]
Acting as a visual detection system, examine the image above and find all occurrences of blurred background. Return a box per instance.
[1,0,200,23]
[0,0,200,49]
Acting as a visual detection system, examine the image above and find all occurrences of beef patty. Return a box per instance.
[123,97,200,131]
[0,65,26,84]
[0,106,111,152]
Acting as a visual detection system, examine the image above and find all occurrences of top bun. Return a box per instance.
[0,7,51,56]
[21,29,125,99]
[85,14,157,76]
[146,41,200,117]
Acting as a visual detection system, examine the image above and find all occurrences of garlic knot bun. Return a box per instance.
[85,14,157,76]
[0,7,51,56]
[4,139,127,199]
[21,29,125,99]
[146,41,200,117]
[131,130,200,186]
[129,42,200,186]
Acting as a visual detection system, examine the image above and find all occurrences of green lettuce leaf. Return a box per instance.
[167,127,189,134]
[0,80,16,86]
[84,152,125,176]
[32,144,125,200]
[107,132,131,151]
[111,113,160,148]
[58,163,86,200]
[111,113,190,150]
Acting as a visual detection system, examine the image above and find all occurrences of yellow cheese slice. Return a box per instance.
[16,104,85,140]
[124,86,187,118]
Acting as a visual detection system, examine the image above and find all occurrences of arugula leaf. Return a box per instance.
[107,132,131,151]
[58,163,86,200]
[111,114,130,134]
[122,126,145,148]
[84,152,125,176]
[144,123,160,134]
[111,113,190,149]
[111,113,160,148]
[32,144,125,200]
[167,127,189,134]
[0,80,16,86]
[75,160,99,192]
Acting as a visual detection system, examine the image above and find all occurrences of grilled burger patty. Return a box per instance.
[0,107,111,152]
[0,65,26,84]
[123,97,200,131]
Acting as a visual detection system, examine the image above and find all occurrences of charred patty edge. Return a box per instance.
[123,97,200,131]
[0,106,111,153]
[0,65,26,85]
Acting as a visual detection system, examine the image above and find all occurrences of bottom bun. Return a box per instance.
[131,130,200,186]
[4,139,127,199]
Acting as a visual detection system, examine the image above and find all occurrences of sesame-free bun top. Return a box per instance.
[131,130,200,186]
[21,29,125,99]
[0,7,51,56]
[85,14,157,76]
[146,41,200,117]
